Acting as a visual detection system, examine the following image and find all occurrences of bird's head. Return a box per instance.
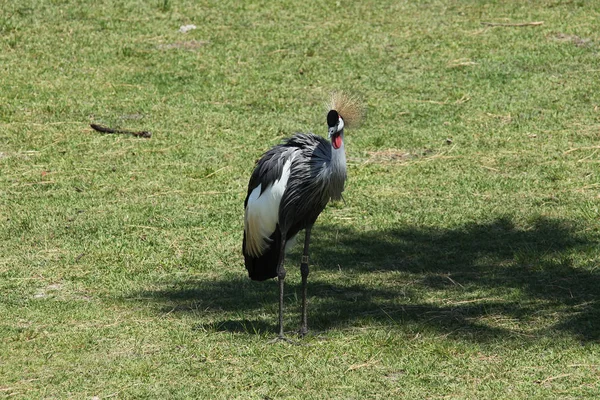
[327,110,345,149]
[326,91,363,150]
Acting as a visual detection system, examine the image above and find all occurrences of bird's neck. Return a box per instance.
[331,134,346,163]
[328,132,347,200]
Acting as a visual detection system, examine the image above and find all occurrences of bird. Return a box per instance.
[242,92,363,339]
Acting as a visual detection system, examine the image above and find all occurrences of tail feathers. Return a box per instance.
[243,227,282,281]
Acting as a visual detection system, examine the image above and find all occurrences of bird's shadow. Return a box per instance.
[128,216,600,342]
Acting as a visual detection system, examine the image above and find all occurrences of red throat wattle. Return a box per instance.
[332,133,342,149]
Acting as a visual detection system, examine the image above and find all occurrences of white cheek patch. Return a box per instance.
[337,116,345,132]
[244,159,294,257]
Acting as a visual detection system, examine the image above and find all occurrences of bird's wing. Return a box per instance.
[278,134,332,234]
[244,147,299,258]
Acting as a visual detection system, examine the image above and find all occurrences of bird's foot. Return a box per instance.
[268,335,298,345]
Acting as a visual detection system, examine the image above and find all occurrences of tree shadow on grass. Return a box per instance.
[129,216,600,342]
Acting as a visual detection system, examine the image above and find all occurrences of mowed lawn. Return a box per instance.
[1,0,600,398]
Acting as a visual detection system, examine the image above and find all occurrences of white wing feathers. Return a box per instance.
[244,158,294,257]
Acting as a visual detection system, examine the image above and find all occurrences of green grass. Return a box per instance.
[2,0,600,398]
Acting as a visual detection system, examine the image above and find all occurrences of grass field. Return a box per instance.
[2,0,600,398]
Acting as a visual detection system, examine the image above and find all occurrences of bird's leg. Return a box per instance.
[269,235,297,344]
[300,225,312,337]
[276,236,287,339]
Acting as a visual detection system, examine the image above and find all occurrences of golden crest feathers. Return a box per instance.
[327,91,364,129]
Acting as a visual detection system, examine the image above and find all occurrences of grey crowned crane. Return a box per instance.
[242,92,362,339]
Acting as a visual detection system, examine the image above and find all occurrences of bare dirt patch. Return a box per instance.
[550,33,592,47]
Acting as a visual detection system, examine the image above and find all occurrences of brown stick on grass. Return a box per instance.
[481,21,544,27]
[90,124,152,138]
